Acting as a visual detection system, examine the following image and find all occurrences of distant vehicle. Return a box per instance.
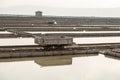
[47,20,57,24]
[34,35,73,49]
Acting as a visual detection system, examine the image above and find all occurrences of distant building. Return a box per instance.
[35,11,42,17]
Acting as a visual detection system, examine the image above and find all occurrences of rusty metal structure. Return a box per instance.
[34,35,73,49]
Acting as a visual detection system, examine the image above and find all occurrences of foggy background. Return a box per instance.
[0,0,120,17]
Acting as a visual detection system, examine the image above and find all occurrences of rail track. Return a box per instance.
[1,32,120,38]
[0,43,119,58]
[1,27,120,31]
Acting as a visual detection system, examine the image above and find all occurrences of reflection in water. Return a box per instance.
[35,57,72,67]
[0,54,120,80]
[0,54,97,67]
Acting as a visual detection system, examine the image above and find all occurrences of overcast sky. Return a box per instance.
[1,0,120,17]
[1,0,120,8]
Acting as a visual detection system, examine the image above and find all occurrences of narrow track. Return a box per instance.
[0,43,120,58]
[0,43,120,51]
[1,32,120,38]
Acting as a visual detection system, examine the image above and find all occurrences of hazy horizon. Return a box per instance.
[1,5,120,17]
[1,0,120,17]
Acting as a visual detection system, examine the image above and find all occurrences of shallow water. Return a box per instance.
[74,37,120,44]
[28,31,120,34]
[0,32,120,80]
[1,31,120,46]
[0,31,12,34]
[0,54,120,80]
[0,37,120,46]
[0,38,35,46]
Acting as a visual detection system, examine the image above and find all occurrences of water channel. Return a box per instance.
[0,31,120,80]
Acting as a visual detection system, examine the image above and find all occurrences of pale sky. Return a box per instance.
[1,0,120,8]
